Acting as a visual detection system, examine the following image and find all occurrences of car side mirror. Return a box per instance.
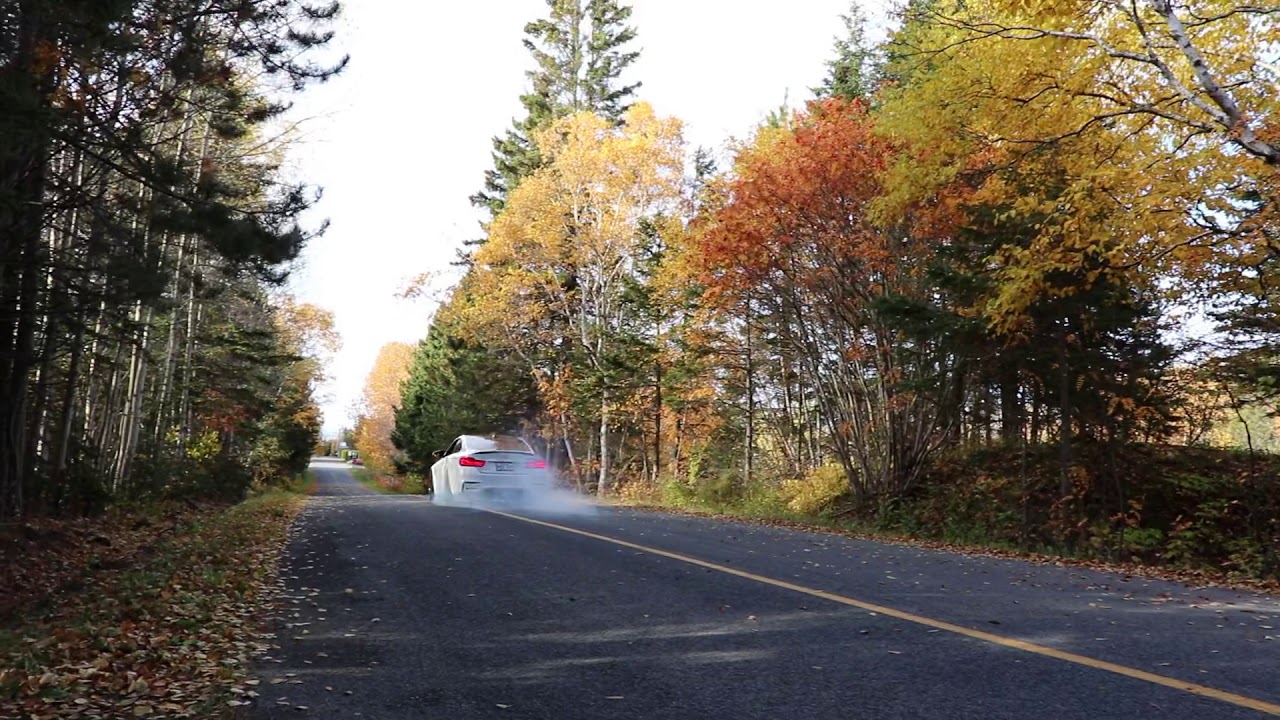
[432,450,445,459]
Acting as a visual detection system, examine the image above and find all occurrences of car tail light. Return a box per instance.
[458,456,486,468]
[527,459,547,469]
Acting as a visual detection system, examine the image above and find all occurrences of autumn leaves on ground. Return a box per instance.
[0,489,309,718]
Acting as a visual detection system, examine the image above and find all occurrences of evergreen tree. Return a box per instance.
[0,0,345,517]
[412,0,644,485]
[813,2,877,101]
[582,0,642,119]
[470,0,641,219]
[394,321,540,476]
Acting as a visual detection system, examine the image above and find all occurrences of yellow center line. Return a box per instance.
[487,509,1280,717]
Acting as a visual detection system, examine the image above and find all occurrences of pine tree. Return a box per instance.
[393,321,540,475]
[470,0,641,219]
[419,0,643,488]
[814,2,877,101]
[583,0,641,119]
[0,0,345,517]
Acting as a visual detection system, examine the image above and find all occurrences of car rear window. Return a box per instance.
[467,435,531,452]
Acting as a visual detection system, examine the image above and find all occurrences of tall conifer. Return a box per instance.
[471,0,641,219]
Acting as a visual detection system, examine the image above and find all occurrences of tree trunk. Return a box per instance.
[154,237,189,445]
[0,2,62,519]
[597,389,610,495]
[52,316,87,507]
[999,364,1022,443]
[980,380,994,445]
[672,415,684,478]
[23,318,54,506]
[1029,390,1043,444]
[743,307,755,488]
[653,343,662,483]
[1058,328,1072,498]
[176,254,202,458]
[112,304,154,493]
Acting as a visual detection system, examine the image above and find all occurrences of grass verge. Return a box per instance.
[352,468,425,495]
[0,487,306,719]
[300,469,319,495]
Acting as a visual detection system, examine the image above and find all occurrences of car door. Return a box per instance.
[432,437,460,495]
[443,437,463,493]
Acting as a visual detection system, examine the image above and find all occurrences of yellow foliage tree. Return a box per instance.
[274,296,341,362]
[353,342,415,473]
[878,0,1280,331]
[460,102,686,493]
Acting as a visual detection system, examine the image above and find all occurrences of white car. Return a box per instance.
[430,434,552,501]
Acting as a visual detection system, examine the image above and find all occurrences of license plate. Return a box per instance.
[494,462,513,472]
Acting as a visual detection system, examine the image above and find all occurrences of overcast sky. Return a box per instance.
[282,0,891,436]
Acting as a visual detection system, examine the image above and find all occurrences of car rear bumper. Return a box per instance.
[461,480,550,493]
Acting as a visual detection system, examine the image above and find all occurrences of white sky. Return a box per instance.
[283,0,889,436]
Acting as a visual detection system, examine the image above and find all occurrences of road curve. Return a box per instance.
[249,459,1280,719]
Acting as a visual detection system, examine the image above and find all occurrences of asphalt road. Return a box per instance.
[249,459,1280,719]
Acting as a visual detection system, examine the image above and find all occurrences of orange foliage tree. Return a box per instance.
[695,99,956,499]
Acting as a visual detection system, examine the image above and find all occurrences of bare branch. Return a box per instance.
[1150,0,1280,165]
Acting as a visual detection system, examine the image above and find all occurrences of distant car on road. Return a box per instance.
[431,435,551,501]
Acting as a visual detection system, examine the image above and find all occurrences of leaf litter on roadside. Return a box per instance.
[0,492,305,719]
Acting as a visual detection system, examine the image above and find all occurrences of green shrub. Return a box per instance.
[1120,526,1165,555]
[736,478,785,516]
[657,475,694,507]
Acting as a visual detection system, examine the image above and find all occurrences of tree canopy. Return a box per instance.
[0,0,344,517]
[389,0,1280,573]
[471,0,642,219]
